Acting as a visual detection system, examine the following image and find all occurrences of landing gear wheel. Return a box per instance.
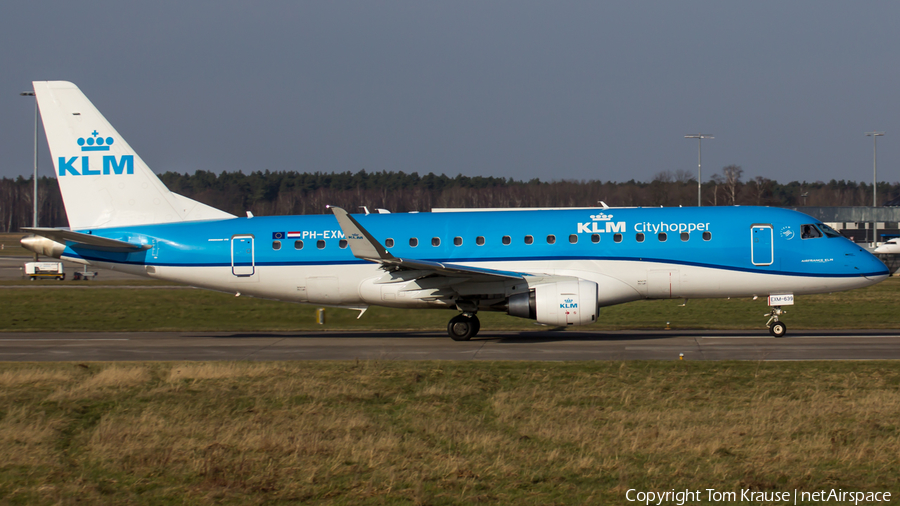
[448,314,480,341]
[764,305,788,338]
[770,321,787,338]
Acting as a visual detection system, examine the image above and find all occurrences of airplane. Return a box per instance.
[874,238,900,255]
[20,81,890,340]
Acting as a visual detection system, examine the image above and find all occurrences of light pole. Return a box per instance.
[20,90,38,260]
[685,134,713,206]
[866,131,884,245]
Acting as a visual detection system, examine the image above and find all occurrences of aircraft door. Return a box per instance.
[751,225,773,266]
[231,235,255,276]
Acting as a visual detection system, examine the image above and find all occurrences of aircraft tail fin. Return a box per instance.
[33,81,234,230]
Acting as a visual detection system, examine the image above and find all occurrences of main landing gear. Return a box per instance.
[764,306,787,338]
[448,313,480,341]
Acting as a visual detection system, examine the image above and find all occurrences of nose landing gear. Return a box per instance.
[448,313,480,341]
[765,306,787,338]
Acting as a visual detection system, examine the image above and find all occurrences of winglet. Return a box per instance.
[327,206,394,261]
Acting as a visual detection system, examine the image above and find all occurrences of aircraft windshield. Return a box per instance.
[817,224,841,238]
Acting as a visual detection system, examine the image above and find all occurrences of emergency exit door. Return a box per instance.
[231,235,255,276]
[751,225,773,266]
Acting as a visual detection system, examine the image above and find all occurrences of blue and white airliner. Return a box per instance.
[21,81,889,339]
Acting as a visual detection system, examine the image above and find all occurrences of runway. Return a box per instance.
[3,329,900,361]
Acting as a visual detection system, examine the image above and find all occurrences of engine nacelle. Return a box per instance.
[508,279,598,326]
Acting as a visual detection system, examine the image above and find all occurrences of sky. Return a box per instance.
[2,1,899,184]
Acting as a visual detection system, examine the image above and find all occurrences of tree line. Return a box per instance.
[1,166,897,232]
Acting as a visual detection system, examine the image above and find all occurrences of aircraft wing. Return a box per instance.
[328,206,526,280]
[22,227,151,252]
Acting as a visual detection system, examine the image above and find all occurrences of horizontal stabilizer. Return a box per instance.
[22,227,151,252]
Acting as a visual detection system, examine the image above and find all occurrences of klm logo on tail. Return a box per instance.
[78,130,113,151]
[59,131,133,176]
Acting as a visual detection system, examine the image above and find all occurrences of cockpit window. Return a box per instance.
[800,224,823,239]
[818,224,841,238]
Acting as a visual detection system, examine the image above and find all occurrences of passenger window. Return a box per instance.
[476,236,485,246]
[524,235,534,245]
[635,233,645,243]
[272,240,282,250]
[432,237,441,247]
[569,234,578,244]
[702,231,711,241]
[591,234,600,243]
[502,235,511,245]
[658,233,667,242]
[680,232,689,242]
[453,236,463,246]
[317,240,325,249]
[547,234,556,244]
[801,224,823,239]
[409,238,418,247]
[614,233,623,243]
[385,238,394,248]
[339,239,348,249]
[294,240,303,250]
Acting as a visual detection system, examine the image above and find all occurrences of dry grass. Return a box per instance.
[47,365,151,401]
[0,361,898,504]
[0,367,76,386]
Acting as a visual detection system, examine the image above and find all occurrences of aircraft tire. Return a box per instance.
[448,314,478,341]
[770,321,787,338]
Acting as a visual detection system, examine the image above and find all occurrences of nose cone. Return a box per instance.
[860,249,890,282]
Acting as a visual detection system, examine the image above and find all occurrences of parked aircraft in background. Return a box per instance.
[874,238,900,255]
[21,82,890,339]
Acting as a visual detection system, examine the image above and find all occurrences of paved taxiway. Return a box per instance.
[2,330,900,361]
[0,255,144,281]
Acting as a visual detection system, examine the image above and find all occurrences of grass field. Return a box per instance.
[0,233,28,257]
[2,276,899,332]
[0,360,898,505]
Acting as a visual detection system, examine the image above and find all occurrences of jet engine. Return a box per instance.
[507,279,598,326]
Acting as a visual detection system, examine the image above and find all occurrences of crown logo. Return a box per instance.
[590,213,613,221]
[564,298,573,303]
[77,130,114,152]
